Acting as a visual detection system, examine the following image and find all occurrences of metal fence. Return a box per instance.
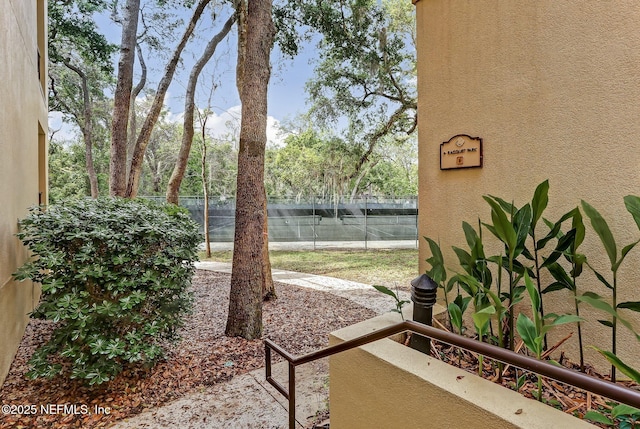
[148,196,418,248]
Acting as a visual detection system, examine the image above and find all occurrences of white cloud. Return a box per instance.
[48,111,80,143]
[167,104,286,147]
[49,103,288,148]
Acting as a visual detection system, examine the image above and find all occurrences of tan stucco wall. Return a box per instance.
[416,1,640,371]
[0,0,48,387]
[329,311,595,429]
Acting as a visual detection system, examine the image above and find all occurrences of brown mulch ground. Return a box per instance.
[0,270,376,429]
[426,317,640,428]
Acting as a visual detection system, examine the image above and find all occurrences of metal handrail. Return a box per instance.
[265,320,640,429]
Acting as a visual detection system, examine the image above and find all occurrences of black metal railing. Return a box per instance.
[265,320,640,429]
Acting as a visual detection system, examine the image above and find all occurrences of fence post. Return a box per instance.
[364,196,368,250]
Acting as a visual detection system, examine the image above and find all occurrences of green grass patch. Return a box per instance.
[202,248,419,289]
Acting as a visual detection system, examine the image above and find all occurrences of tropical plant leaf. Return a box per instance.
[613,240,639,272]
[545,262,574,291]
[521,246,535,261]
[424,237,446,284]
[516,211,532,257]
[612,404,640,419]
[487,195,514,214]
[541,318,582,336]
[455,273,481,297]
[581,200,617,267]
[540,229,576,269]
[452,246,472,273]
[578,292,614,311]
[524,272,540,315]
[571,208,586,251]
[462,221,479,250]
[510,285,527,307]
[578,293,640,338]
[545,314,583,328]
[453,294,471,314]
[537,217,564,250]
[583,411,613,425]
[482,223,499,242]
[472,305,495,335]
[531,180,549,230]
[482,287,506,317]
[587,264,613,289]
[445,277,457,294]
[448,303,463,334]
[514,203,532,257]
[618,301,640,312]
[516,313,541,357]
[483,196,517,256]
[372,284,398,299]
[541,282,566,294]
[598,319,614,328]
[624,195,640,231]
[592,347,640,383]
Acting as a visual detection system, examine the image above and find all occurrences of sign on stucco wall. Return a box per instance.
[440,135,483,170]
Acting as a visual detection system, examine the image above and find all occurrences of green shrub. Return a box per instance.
[14,197,201,385]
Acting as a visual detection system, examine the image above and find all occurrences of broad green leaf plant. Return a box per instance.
[418,180,640,412]
[372,285,409,320]
[516,272,582,401]
[580,199,640,382]
[541,208,586,370]
[14,198,200,385]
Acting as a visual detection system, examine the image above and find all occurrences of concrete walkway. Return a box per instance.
[196,261,407,315]
[111,263,408,429]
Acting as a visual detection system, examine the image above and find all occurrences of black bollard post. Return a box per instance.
[410,274,438,355]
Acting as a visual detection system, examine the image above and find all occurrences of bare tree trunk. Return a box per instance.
[235,0,275,302]
[165,14,235,205]
[144,150,162,193]
[235,0,247,91]
[110,0,141,196]
[349,159,378,201]
[200,114,211,258]
[262,191,275,300]
[126,42,147,181]
[126,0,212,198]
[225,0,274,339]
[63,60,99,198]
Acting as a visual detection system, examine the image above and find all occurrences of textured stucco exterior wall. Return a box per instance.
[0,0,48,386]
[416,1,640,370]
[329,311,595,428]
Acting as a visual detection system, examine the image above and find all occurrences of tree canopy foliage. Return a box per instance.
[48,0,417,201]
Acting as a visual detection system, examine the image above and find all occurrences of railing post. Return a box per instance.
[410,274,438,354]
[289,362,296,429]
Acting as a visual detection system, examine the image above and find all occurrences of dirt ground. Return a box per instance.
[0,270,375,429]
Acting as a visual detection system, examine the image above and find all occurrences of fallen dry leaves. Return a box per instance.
[429,338,640,428]
[0,270,375,429]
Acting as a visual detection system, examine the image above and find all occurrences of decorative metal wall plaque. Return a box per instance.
[440,134,483,170]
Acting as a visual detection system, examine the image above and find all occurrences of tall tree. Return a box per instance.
[225,0,275,338]
[110,0,142,196]
[276,0,417,185]
[62,61,101,197]
[165,12,236,204]
[126,0,213,197]
[236,0,275,302]
[48,0,116,198]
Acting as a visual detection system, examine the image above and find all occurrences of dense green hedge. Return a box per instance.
[14,198,201,385]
